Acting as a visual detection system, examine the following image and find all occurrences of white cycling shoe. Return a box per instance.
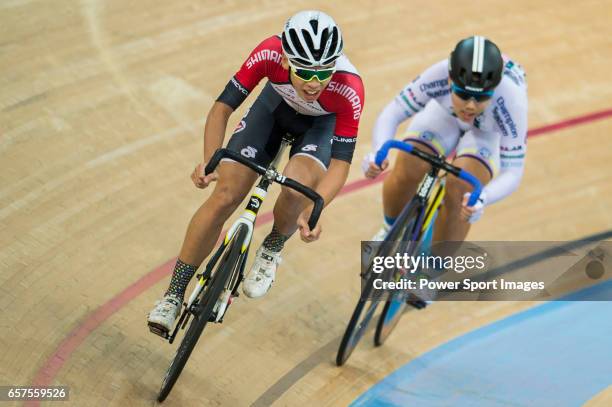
[371,225,390,242]
[242,246,282,298]
[147,294,181,336]
[361,225,391,266]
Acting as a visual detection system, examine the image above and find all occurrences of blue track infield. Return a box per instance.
[351,280,612,407]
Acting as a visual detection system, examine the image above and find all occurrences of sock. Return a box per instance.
[383,215,396,231]
[262,226,289,252]
[165,259,198,300]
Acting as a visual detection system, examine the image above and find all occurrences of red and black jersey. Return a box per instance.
[217,35,364,162]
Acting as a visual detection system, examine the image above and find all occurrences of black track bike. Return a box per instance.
[336,139,482,366]
[153,137,324,402]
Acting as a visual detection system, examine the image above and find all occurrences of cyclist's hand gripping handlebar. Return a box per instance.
[375,140,483,206]
[205,148,325,230]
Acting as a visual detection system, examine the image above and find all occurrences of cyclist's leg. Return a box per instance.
[177,88,281,270]
[273,156,325,235]
[149,86,281,329]
[148,154,259,334]
[243,111,333,298]
[433,129,499,242]
[178,163,258,266]
[379,101,461,233]
[272,112,334,236]
[382,139,433,220]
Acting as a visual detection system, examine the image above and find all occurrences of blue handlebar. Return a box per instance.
[375,139,482,207]
[375,140,413,167]
[458,169,483,206]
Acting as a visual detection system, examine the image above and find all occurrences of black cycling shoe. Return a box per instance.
[406,299,428,309]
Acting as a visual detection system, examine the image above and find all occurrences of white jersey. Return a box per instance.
[372,58,528,205]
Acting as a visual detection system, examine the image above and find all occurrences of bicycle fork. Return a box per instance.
[208,182,269,323]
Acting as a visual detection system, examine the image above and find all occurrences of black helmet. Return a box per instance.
[449,36,503,93]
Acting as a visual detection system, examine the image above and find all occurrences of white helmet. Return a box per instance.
[281,10,343,67]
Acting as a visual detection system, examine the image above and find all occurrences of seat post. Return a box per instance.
[269,133,295,171]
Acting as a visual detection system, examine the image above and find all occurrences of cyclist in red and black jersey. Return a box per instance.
[148,10,365,334]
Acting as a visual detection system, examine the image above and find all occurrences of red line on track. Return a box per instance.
[28,108,612,401]
[527,109,612,136]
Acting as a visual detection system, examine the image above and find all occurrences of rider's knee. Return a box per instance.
[446,156,491,207]
[278,184,306,204]
[390,158,428,186]
[390,143,434,185]
[209,185,245,216]
[444,176,470,207]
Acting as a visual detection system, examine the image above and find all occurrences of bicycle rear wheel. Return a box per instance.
[336,199,422,366]
[157,225,248,402]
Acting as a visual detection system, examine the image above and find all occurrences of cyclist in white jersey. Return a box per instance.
[363,36,528,243]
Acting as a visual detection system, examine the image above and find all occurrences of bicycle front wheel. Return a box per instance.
[374,199,424,347]
[157,224,248,402]
[374,292,409,346]
[335,278,380,366]
[336,199,422,366]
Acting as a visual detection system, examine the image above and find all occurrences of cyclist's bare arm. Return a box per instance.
[316,158,350,206]
[204,101,234,162]
[192,101,234,189]
[297,158,349,241]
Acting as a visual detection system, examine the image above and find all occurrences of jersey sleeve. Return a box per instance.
[371,60,449,153]
[330,73,365,163]
[484,82,528,204]
[371,99,412,152]
[394,59,449,117]
[216,36,282,110]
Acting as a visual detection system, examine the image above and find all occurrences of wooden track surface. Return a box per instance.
[1,1,611,406]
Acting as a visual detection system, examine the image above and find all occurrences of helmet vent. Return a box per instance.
[289,30,307,59]
[327,27,338,57]
[281,33,290,53]
[302,30,320,59]
[309,19,318,34]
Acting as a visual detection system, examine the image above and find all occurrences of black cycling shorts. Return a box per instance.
[225,83,335,170]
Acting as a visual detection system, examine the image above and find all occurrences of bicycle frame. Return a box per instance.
[184,142,288,311]
[375,139,483,283]
[336,139,482,364]
[155,138,326,403]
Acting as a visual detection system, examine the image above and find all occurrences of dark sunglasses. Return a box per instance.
[451,84,494,102]
[287,59,336,82]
